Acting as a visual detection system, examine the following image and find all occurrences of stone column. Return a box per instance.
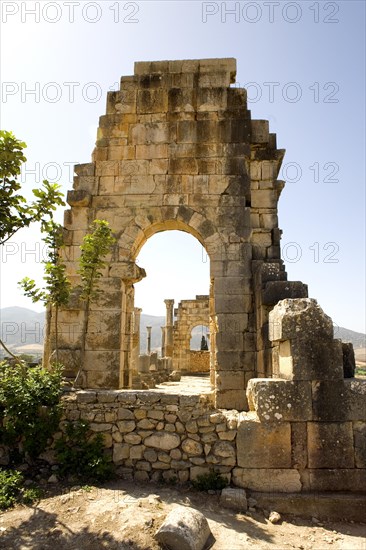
[164,299,174,357]
[146,326,152,355]
[132,307,142,371]
[161,326,166,357]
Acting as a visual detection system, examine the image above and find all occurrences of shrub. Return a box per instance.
[0,469,43,509]
[0,361,63,459]
[55,420,114,482]
[191,469,228,491]
[0,469,23,509]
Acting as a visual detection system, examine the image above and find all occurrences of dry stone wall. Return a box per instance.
[60,389,239,484]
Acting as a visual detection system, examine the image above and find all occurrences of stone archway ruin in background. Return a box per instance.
[172,295,210,375]
[49,58,309,410]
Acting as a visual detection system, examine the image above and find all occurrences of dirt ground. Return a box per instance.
[0,481,365,550]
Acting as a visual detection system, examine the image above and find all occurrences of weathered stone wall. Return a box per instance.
[60,389,238,484]
[49,375,365,492]
[43,298,366,493]
[189,350,210,373]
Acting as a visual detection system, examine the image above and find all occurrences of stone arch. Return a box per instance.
[48,57,309,411]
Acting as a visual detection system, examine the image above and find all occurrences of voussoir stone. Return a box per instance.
[144,432,180,450]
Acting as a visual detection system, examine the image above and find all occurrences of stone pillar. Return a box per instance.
[164,299,174,357]
[131,307,142,371]
[146,326,152,355]
[161,326,166,357]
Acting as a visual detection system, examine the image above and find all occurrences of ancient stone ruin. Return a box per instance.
[49,57,309,409]
[43,59,365,493]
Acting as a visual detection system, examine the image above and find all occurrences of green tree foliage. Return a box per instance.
[0,130,65,245]
[0,361,63,459]
[77,219,116,302]
[19,221,71,360]
[0,130,65,360]
[55,420,114,482]
[74,220,116,385]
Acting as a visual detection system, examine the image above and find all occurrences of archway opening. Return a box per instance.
[190,325,210,351]
[127,228,213,390]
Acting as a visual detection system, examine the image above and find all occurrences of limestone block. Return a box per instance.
[55,349,81,375]
[85,311,121,350]
[262,281,308,306]
[129,122,172,144]
[136,144,167,159]
[137,89,167,114]
[130,445,144,460]
[181,439,203,456]
[86,366,119,389]
[269,298,332,342]
[251,120,269,143]
[251,190,277,209]
[269,299,344,381]
[67,189,91,207]
[74,163,95,177]
[215,389,247,411]
[247,379,312,422]
[220,488,247,512]
[197,87,227,112]
[232,467,301,493]
[198,71,232,89]
[134,471,149,482]
[117,408,134,420]
[342,342,356,378]
[215,371,245,391]
[307,422,355,468]
[237,417,291,468]
[304,469,366,492]
[288,423,307,470]
[155,505,212,550]
[144,432,180,451]
[73,175,98,194]
[168,88,196,112]
[113,443,130,463]
[226,88,247,112]
[353,422,366,468]
[108,145,135,161]
[169,157,198,175]
[95,160,119,177]
[213,441,236,459]
[312,379,366,421]
[117,420,136,433]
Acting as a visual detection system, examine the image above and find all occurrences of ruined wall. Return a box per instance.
[172,295,210,373]
[47,57,309,410]
[43,299,366,492]
[189,351,210,373]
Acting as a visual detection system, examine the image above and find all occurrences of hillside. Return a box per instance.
[0,307,365,356]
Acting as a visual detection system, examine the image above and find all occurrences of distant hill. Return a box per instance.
[1,307,365,357]
[0,307,45,356]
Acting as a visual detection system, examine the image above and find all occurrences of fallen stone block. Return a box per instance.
[169,370,182,381]
[220,487,248,512]
[155,505,213,550]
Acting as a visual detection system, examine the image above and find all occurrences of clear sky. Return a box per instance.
[0,0,365,333]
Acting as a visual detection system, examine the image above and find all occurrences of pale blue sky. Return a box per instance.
[0,1,365,332]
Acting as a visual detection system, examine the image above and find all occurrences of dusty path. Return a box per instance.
[0,481,365,549]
